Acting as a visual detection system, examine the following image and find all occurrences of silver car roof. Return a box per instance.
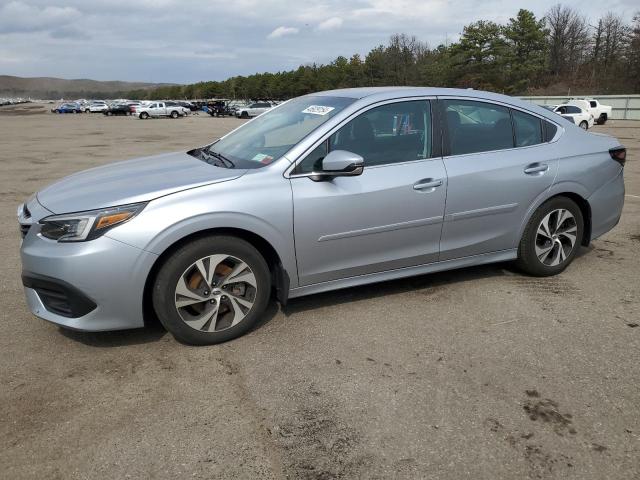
[310,87,559,121]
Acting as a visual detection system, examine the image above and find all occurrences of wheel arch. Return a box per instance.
[142,227,290,327]
[519,189,592,249]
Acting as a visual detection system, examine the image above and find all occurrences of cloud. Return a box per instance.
[267,26,299,39]
[317,17,343,31]
[50,26,90,40]
[0,1,81,34]
[0,0,633,84]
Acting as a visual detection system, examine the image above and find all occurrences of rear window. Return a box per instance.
[512,110,543,147]
[443,99,513,155]
[543,120,558,141]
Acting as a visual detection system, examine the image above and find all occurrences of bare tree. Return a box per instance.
[546,4,589,80]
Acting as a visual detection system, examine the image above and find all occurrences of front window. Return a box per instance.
[295,100,432,174]
[201,96,355,169]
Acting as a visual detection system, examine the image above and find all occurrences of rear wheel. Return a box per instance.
[140,112,149,119]
[515,197,583,276]
[240,111,249,119]
[598,113,607,125]
[579,120,588,130]
[152,236,271,345]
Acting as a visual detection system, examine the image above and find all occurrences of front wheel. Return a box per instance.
[152,236,271,345]
[139,112,149,119]
[170,110,179,119]
[515,197,584,276]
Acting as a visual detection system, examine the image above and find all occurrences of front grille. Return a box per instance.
[20,223,31,238]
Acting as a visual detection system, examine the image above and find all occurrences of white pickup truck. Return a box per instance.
[137,102,190,119]
[566,98,613,125]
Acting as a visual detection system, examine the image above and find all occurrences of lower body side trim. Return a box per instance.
[288,248,517,299]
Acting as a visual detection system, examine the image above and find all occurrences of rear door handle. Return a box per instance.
[524,163,549,175]
[413,178,443,191]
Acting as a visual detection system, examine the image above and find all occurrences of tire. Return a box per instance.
[170,110,179,119]
[240,111,249,119]
[579,120,588,130]
[598,114,607,125]
[515,196,584,277]
[140,112,149,119]
[106,111,112,116]
[152,235,271,345]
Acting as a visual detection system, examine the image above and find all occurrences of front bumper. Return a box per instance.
[20,219,158,331]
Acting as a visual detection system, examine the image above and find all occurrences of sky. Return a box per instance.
[0,0,638,84]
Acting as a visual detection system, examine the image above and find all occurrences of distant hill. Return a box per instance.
[0,75,178,99]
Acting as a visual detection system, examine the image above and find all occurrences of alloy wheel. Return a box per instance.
[174,254,257,332]
[534,209,578,266]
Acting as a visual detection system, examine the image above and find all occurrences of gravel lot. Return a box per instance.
[1,109,639,479]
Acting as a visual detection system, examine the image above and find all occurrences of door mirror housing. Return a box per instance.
[310,150,364,181]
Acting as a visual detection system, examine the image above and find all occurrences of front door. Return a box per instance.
[290,99,447,286]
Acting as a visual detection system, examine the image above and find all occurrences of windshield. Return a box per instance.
[204,95,355,169]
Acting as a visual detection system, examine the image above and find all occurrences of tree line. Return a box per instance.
[129,5,640,100]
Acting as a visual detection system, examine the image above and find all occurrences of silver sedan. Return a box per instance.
[18,87,625,344]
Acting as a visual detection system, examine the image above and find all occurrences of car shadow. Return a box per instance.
[58,321,167,347]
[282,261,513,316]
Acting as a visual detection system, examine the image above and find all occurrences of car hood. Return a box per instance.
[37,151,246,214]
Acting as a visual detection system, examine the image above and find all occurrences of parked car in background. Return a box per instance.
[207,100,233,117]
[542,105,576,126]
[52,103,81,114]
[137,102,190,119]
[551,104,594,130]
[18,87,626,345]
[104,104,133,116]
[567,98,612,125]
[88,101,109,113]
[128,102,143,114]
[176,101,198,111]
[235,101,272,118]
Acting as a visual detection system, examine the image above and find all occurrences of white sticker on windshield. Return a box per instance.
[302,105,335,116]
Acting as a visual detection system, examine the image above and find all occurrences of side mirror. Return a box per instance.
[310,150,364,181]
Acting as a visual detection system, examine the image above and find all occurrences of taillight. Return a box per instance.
[609,147,626,166]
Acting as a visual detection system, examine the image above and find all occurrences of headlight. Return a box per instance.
[39,203,146,242]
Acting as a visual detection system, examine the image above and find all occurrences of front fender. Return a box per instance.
[106,169,298,287]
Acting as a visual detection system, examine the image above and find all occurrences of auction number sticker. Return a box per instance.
[252,153,274,165]
[302,105,335,116]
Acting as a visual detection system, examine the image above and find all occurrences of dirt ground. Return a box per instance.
[1,107,639,479]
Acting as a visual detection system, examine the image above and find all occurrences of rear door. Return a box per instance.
[438,97,559,260]
[290,98,448,286]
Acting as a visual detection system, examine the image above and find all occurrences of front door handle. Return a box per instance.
[413,178,443,191]
[524,163,549,175]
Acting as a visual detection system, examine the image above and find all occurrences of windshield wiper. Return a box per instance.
[202,148,235,169]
